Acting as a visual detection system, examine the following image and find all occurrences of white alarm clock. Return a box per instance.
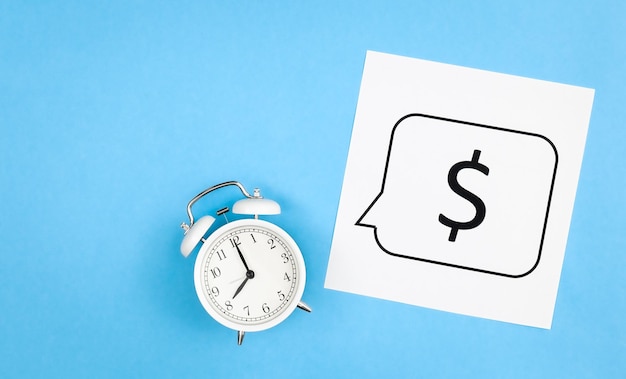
[179,181,311,345]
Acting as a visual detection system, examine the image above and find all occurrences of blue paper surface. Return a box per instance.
[1,1,624,377]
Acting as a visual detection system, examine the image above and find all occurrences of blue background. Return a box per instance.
[1,1,624,377]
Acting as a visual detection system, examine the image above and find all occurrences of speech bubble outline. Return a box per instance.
[356,113,558,278]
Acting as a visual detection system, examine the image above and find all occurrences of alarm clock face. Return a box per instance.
[194,219,306,332]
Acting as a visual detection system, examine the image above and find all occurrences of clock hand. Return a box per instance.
[234,244,251,272]
[232,277,249,299]
[229,275,246,284]
[232,270,255,299]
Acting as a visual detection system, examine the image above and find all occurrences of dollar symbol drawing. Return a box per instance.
[438,149,490,242]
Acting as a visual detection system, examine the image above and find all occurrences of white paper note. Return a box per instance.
[325,51,594,328]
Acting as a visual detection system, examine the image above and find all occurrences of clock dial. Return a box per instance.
[194,219,305,332]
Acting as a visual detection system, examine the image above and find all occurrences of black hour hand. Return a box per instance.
[232,270,255,299]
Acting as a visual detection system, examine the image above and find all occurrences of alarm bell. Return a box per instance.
[180,215,215,257]
[232,195,280,217]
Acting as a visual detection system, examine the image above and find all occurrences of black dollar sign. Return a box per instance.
[438,149,490,242]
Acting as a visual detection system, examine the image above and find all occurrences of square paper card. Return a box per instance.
[325,51,594,328]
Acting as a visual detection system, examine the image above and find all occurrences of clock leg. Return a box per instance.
[297,301,312,313]
[237,330,245,345]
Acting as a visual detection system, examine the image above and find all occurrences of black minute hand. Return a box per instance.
[235,244,250,271]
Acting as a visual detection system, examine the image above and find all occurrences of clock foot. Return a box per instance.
[237,330,245,345]
[297,301,312,313]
